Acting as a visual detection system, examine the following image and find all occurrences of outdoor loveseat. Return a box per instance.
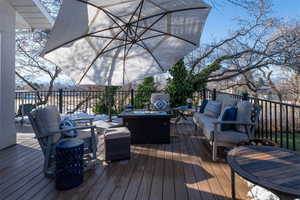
[193,94,261,161]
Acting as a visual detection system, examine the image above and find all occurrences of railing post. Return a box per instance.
[131,89,134,108]
[212,88,217,101]
[58,88,63,114]
[242,92,249,101]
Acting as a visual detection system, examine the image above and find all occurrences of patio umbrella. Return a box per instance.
[41,0,211,86]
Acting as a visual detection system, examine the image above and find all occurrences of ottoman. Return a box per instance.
[103,127,131,162]
[93,120,122,135]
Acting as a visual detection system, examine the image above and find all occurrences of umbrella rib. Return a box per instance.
[44,26,120,54]
[134,0,144,38]
[78,41,131,84]
[137,34,165,42]
[78,30,124,84]
[132,25,197,46]
[89,35,126,41]
[125,6,165,57]
[135,41,165,72]
[76,0,126,24]
[128,0,144,24]
[130,6,210,25]
[136,13,167,40]
[76,0,135,41]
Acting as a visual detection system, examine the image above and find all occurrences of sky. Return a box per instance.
[201,0,300,43]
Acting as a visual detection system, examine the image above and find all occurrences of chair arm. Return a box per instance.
[49,125,96,134]
[213,121,255,126]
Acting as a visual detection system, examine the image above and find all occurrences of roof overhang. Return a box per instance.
[8,0,54,29]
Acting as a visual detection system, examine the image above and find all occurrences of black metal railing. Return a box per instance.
[15,88,300,151]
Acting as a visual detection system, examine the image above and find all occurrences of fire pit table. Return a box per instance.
[118,110,172,144]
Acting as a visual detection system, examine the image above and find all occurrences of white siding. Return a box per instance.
[0,0,16,149]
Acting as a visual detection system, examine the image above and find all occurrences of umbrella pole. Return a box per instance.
[108,87,112,122]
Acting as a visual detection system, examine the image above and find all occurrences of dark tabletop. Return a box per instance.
[118,110,172,118]
[228,146,300,197]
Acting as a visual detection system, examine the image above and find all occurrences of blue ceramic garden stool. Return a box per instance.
[56,138,84,190]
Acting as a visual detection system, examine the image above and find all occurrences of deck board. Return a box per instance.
[0,121,252,200]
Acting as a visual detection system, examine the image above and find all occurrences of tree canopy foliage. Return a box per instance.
[134,77,157,108]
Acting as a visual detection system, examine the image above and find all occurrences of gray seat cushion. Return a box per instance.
[215,131,249,143]
[194,113,217,140]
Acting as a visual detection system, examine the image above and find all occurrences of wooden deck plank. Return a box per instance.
[148,144,165,200]
[181,125,217,200]
[109,146,144,200]
[163,140,175,200]
[171,134,189,200]
[122,146,149,200]
[135,145,157,200]
[178,126,203,200]
[0,122,251,200]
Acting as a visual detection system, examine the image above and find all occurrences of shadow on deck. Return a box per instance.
[0,121,251,200]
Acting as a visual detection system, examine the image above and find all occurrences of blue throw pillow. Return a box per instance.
[60,118,77,137]
[199,100,208,113]
[221,107,237,131]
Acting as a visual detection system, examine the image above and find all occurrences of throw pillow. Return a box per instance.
[204,100,222,118]
[60,117,77,137]
[199,99,208,113]
[153,100,169,111]
[218,106,238,131]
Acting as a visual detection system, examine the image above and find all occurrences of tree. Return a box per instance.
[166,59,194,107]
[186,0,300,101]
[134,77,157,108]
[15,0,62,107]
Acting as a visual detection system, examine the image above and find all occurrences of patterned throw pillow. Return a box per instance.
[59,118,77,137]
[204,100,222,118]
[153,100,169,111]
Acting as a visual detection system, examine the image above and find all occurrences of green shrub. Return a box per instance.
[93,86,119,114]
[166,59,194,107]
[134,77,156,108]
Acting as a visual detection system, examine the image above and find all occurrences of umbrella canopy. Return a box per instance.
[42,0,211,86]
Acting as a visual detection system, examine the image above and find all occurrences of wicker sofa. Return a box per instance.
[193,94,260,161]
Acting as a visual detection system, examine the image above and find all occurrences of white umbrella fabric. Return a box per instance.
[42,0,211,86]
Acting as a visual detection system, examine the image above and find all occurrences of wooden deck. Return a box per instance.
[0,121,252,200]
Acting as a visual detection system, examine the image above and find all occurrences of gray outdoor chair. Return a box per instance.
[16,104,35,124]
[28,105,98,178]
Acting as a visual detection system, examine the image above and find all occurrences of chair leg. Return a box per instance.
[91,129,97,159]
[212,141,217,161]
